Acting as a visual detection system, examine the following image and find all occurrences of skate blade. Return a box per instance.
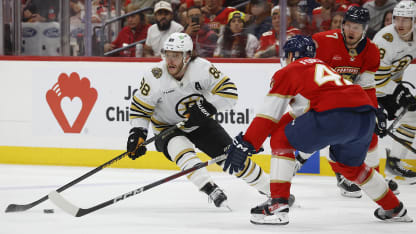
[250,213,289,225]
[340,190,362,198]
[385,215,414,223]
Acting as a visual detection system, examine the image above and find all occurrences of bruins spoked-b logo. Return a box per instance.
[175,94,204,118]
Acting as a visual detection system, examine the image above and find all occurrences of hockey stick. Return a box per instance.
[385,107,416,153]
[387,107,408,132]
[5,122,184,213]
[48,154,227,217]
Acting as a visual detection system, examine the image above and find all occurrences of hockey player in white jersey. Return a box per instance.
[125,32,271,208]
[373,0,416,183]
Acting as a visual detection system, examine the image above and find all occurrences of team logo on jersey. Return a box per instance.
[382,33,393,42]
[151,67,162,79]
[46,72,98,133]
[175,94,204,118]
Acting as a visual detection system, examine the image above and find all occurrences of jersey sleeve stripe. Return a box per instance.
[133,96,155,110]
[214,91,238,99]
[375,77,391,88]
[150,117,172,132]
[255,113,279,123]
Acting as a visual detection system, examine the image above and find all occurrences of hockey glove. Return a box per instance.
[392,82,416,110]
[375,108,388,138]
[184,99,217,128]
[223,132,257,175]
[127,127,148,160]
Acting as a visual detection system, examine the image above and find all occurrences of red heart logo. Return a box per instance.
[46,72,98,133]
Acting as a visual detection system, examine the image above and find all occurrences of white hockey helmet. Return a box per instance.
[393,0,416,18]
[162,32,193,55]
[162,32,193,66]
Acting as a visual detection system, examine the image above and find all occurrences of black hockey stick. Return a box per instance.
[48,154,227,217]
[387,107,408,132]
[5,122,184,213]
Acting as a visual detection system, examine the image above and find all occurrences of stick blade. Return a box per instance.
[5,204,25,213]
[48,191,80,217]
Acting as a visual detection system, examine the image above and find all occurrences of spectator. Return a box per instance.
[245,0,273,39]
[363,0,397,38]
[22,3,43,22]
[184,6,218,57]
[144,1,184,57]
[214,11,259,58]
[104,4,150,57]
[329,11,343,30]
[92,0,124,23]
[202,0,236,34]
[381,9,393,28]
[254,5,301,58]
[309,0,348,33]
[31,0,59,22]
[70,0,85,25]
[287,0,310,35]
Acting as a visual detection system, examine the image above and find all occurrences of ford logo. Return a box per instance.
[43,27,60,38]
[22,27,37,37]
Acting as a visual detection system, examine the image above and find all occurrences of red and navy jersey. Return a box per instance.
[313,29,379,85]
[312,29,380,107]
[244,58,374,150]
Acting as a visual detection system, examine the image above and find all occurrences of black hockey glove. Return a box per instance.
[223,132,257,175]
[392,82,416,109]
[127,127,148,160]
[184,99,217,128]
[375,108,387,138]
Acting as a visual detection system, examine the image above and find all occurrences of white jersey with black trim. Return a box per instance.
[373,24,416,96]
[129,57,238,133]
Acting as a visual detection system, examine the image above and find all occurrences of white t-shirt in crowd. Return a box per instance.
[145,21,184,56]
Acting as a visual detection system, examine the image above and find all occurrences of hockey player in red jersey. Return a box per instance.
[223,35,412,225]
[297,6,399,198]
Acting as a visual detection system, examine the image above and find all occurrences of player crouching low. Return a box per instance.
[126,32,272,209]
[223,35,413,225]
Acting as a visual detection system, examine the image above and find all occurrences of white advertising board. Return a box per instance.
[1,58,416,159]
[0,59,278,152]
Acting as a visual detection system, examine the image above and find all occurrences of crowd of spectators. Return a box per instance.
[17,0,406,58]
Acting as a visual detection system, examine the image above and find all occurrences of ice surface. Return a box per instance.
[1,164,415,234]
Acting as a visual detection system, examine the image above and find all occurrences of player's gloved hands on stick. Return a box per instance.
[375,107,387,138]
[223,132,257,174]
[127,127,148,160]
[184,99,217,128]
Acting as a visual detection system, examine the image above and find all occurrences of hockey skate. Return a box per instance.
[385,149,416,184]
[250,198,289,225]
[335,173,362,198]
[200,182,230,210]
[374,202,413,223]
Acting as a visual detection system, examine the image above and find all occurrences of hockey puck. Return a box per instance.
[43,209,54,214]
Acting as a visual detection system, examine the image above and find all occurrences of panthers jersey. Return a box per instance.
[373,24,416,96]
[129,57,238,133]
[312,29,380,90]
[244,57,375,150]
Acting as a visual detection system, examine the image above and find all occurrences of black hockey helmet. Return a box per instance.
[283,35,316,60]
[343,6,370,26]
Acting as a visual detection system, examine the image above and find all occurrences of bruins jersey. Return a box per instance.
[129,57,238,133]
[373,24,416,96]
